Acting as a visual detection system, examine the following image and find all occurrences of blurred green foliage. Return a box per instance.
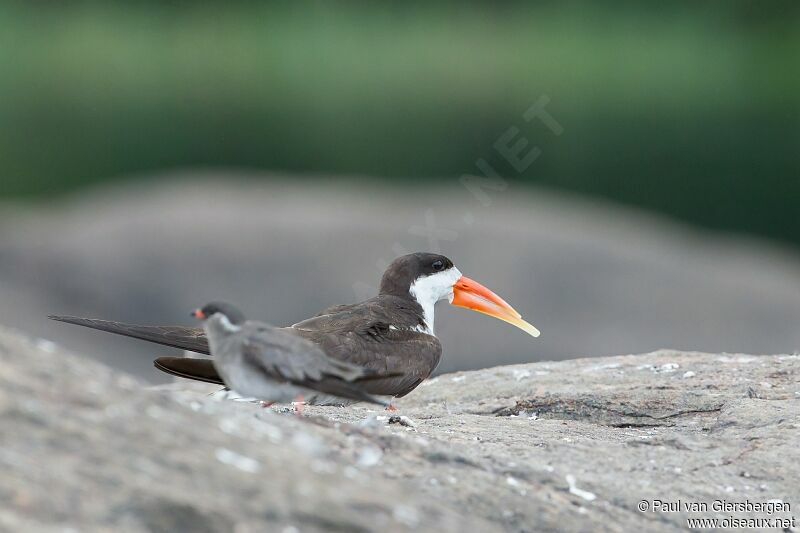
[0,1,798,246]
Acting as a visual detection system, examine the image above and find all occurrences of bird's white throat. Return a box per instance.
[213,314,242,333]
[408,266,462,336]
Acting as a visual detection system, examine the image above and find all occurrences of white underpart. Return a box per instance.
[408,267,462,336]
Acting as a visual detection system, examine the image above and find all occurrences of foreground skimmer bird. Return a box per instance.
[191,301,392,406]
[50,253,539,403]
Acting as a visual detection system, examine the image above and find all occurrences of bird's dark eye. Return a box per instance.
[432,260,444,271]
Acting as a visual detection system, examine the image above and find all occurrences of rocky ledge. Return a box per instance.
[1,326,797,532]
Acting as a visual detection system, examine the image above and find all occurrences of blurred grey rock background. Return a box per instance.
[0,174,799,381]
[2,325,797,532]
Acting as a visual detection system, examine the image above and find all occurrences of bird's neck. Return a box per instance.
[409,291,437,336]
[374,294,434,336]
[204,315,242,351]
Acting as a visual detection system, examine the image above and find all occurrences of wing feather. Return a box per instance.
[239,328,390,405]
[289,296,441,397]
[49,315,209,354]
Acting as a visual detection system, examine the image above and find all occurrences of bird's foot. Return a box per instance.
[293,395,305,416]
[385,403,398,412]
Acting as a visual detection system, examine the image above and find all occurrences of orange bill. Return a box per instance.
[451,276,540,337]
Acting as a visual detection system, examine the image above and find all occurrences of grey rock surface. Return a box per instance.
[1,176,800,380]
[1,325,797,532]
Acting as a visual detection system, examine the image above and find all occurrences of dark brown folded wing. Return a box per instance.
[49,315,210,354]
[290,297,441,397]
[153,357,223,385]
[239,335,389,406]
[296,329,439,397]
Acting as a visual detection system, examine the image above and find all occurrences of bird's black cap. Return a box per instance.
[379,252,455,297]
[192,302,247,325]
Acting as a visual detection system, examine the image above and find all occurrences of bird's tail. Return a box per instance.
[48,315,210,354]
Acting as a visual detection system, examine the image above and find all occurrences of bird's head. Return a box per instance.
[379,252,540,337]
[192,301,247,331]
